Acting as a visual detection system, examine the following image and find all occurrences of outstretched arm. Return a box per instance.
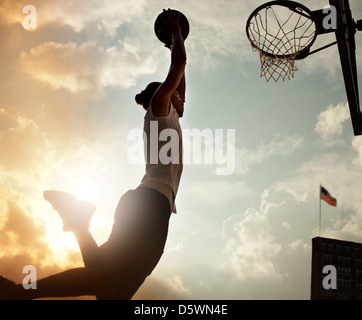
[151,10,187,117]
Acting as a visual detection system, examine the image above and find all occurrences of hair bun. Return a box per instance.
[135,91,144,105]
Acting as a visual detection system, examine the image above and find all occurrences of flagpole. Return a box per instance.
[319,184,321,237]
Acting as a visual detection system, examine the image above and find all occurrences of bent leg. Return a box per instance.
[12,267,118,300]
[73,229,100,268]
[43,190,100,268]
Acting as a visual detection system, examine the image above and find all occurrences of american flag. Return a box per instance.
[320,186,337,207]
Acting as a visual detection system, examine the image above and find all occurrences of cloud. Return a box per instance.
[41,0,146,36]
[0,191,64,284]
[4,0,361,80]
[235,134,304,175]
[101,41,157,88]
[1,199,47,254]
[223,208,283,281]
[0,0,146,36]
[351,136,362,166]
[187,179,252,205]
[159,126,362,299]
[19,41,157,94]
[314,103,350,144]
[0,108,121,285]
[217,186,324,299]
[274,141,362,243]
[0,109,52,173]
[157,229,232,299]
[0,1,25,26]
[157,187,317,299]
[289,239,305,251]
[275,151,362,211]
[163,275,192,296]
[19,42,104,93]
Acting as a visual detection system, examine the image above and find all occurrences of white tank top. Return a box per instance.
[140,103,183,213]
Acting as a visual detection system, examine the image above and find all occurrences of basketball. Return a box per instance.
[154,9,190,47]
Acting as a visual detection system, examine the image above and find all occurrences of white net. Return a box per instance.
[247,3,316,82]
[259,53,297,82]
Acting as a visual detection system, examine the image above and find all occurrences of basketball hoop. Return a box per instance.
[247,0,362,135]
[246,1,318,82]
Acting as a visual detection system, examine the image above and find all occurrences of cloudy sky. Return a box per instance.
[1,0,362,300]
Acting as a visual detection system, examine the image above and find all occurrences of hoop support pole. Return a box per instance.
[306,41,337,56]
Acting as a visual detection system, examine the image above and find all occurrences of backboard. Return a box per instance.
[330,0,362,135]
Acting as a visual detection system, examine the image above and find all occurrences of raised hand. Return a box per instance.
[157,9,181,37]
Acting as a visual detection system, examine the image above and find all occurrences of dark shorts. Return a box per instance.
[97,187,171,299]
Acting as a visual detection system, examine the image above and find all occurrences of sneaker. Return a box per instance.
[43,190,96,232]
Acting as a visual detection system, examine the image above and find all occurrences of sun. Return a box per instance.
[41,177,103,266]
[69,178,100,203]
